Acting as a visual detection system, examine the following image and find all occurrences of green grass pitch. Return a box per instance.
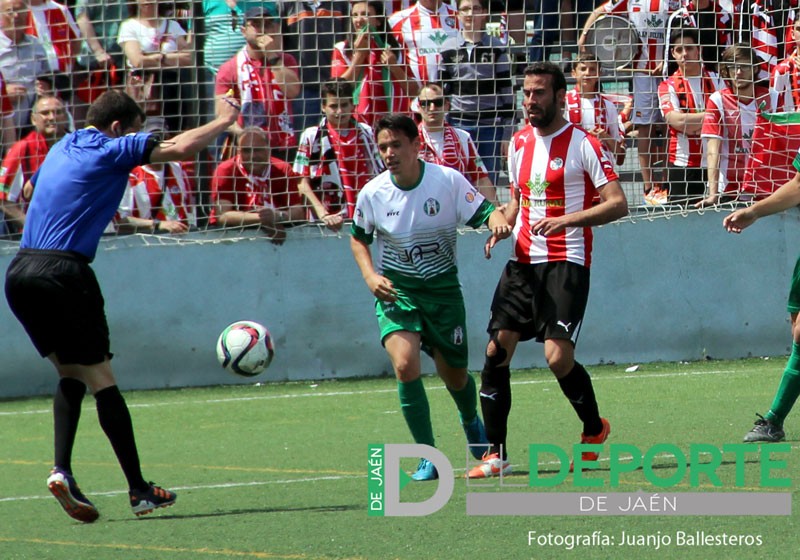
[1,357,799,560]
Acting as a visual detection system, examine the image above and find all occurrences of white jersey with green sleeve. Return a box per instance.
[351,161,494,287]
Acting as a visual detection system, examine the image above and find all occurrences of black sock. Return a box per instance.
[480,364,511,459]
[557,362,602,436]
[95,386,148,491]
[53,378,87,473]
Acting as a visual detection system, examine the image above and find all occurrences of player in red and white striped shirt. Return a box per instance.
[468,62,628,480]
[388,0,459,92]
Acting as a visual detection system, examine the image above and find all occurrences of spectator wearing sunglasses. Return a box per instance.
[415,82,496,203]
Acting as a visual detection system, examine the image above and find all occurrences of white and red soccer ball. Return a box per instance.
[216,321,274,377]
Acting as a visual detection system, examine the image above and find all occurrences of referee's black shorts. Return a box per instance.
[5,249,111,365]
[487,260,591,344]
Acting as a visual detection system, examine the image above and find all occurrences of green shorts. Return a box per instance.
[375,290,469,369]
[789,255,800,314]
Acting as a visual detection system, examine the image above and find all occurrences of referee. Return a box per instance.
[4,90,239,522]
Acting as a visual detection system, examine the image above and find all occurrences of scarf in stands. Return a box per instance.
[234,154,276,209]
[306,116,383,217]
[351,32,403,127]
[126,163,195,226]
[672,67,717,112]
[418,123,467,174]
[565,89,606,131]
[235,48,293,149]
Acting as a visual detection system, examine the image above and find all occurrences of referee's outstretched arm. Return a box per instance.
[150,95,240,164]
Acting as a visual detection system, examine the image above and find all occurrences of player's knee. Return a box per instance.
[485,334,508,368]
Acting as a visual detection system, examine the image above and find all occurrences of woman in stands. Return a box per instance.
[330,1,412,128]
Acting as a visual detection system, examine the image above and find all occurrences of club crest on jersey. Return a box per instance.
[549,158,564,171]
[465,191,475,203]
[527,174,550,196]
[423,198,440,216]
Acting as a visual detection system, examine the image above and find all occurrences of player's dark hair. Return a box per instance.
[374,114,419,142]
[523,61,568,94]
[669,26,699,47]
[321,79,355,101]
[86,90,146,131]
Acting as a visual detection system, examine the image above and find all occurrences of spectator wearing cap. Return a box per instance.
[200,2,267,125]
[215,5,300,164]
[0,0,52,135]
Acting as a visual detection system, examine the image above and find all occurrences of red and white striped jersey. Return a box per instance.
[658,68,722,167]
[601,0,685,72]
[119,163,196,227]
[770,52,800,112]
[563,89,624,159]
[507,123,618,268]
[0,131,49,207]
[389,2,459,84]
[701,86,771,193]
[27,0,81,73]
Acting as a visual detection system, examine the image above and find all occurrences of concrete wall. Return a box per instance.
[1,209,796,399]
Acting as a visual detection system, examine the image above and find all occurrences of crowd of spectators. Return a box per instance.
[1,0,799,240]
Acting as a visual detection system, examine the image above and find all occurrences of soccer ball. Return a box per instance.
[216,321,275,377]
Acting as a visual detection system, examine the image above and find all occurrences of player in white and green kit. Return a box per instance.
[351,114,511,480]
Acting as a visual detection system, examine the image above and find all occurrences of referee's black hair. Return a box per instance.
[523,61,568,95]
[374,114,419,142]
[86,90,146,132]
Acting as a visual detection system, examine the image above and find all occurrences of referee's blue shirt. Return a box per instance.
[22,128,153,261]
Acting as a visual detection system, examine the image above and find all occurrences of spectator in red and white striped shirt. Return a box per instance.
[388,0,459,94]
[658,27,722,206]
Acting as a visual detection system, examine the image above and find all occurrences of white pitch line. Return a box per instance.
[0,475,363,504]
[0,368,740,417]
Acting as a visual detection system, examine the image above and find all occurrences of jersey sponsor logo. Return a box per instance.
[386,210,400,216]
[557,320,572,332]
[398,241,441,263]
[521,199,565,208]
[356,208,364,218]
[429,30,450,46]
[549,157,564,170]
[526,174,550,196]
[423,198,440,216]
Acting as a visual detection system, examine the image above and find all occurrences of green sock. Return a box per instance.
[398,378,435,447]
[447,374,478,425]
[766,343,800,426]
